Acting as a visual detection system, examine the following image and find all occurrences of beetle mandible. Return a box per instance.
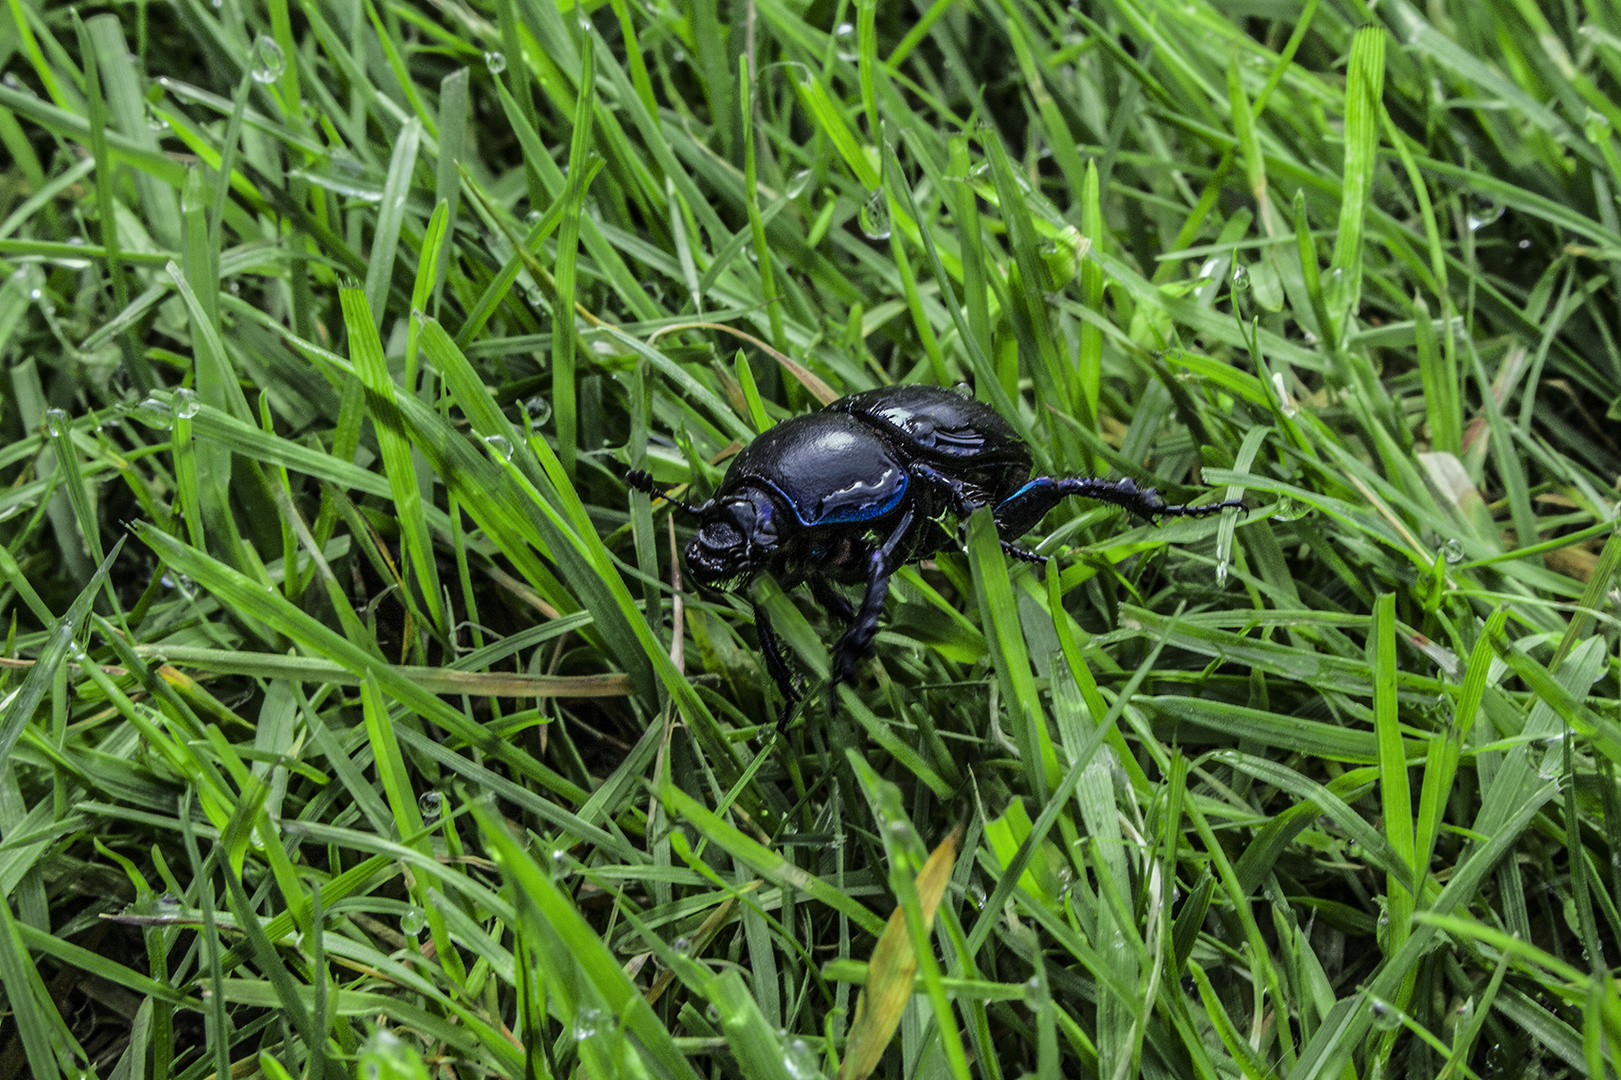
[628,384,1243,726]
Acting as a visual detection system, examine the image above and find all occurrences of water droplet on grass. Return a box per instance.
[834,21,857,61]
[1442,537,1465,564]
[572,1006,606,1040]
[174,387,201,418]
[418,791,443,820]
[484,50,506,74]
[786,169,812,199]
[858,190,890,240]
[784,1038,821,1080]
[1466,195,1503,231]
[250,36,286,83]
[483,433,513,460]
[400,907,425,937]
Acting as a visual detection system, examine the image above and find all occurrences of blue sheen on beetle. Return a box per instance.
[628,384,1243,729]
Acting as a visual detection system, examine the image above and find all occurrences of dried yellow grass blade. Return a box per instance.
[838,828,960,1080]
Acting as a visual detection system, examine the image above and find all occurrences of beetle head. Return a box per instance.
[686,488,779,591]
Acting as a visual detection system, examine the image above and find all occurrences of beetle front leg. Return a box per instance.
[829,508,914,710]
[751,596,801,729]
[993,476,1244,536]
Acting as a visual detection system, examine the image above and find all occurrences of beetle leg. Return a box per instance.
[829,508,915,711]
[910,461,989,516]
[1001,541,1048,566]
[810,577,856,625]
[993,475,1244,536]
[626,469,709,518]
[751,596,801,729]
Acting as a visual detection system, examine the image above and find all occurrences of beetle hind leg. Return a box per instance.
[994,475,1244,534]
[1001,541,1048,566]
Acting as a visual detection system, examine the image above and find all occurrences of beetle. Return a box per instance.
[628,384,1243,725]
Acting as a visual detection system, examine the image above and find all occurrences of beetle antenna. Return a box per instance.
[626,469,706,517]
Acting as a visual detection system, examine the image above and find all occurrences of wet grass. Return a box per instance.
[1,0,1620,1077]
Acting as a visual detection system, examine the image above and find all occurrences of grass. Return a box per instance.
[2,0,1621,1077]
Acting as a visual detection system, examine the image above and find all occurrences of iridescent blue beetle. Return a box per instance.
[629,384,1242,725]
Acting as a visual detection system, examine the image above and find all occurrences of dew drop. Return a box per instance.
[400,907,426,937]
[173,387,201,419]
[858,189,890,240]
[1022,976,1044,1009]
[418,791,444,820]
[1230,262,1250,293]
[1441,537,1465,564]
[1466,195,1503,231]
[250,35,286,83]
[1370,1000,1401,1031]
[834,21,857,62]
[524,395,552,425]
[785,169,813,199]
[671,936,690,955]
[784,1038,820,1080]
[43,408,68,437]
[482,433,513,460]
[572,1005,606,1041]
[484,50,506,75]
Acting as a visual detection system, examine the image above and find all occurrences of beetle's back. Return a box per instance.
[831,385,1031,500]
[719,412,910,527]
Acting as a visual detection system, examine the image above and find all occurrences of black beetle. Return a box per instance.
[628,384,1242,725]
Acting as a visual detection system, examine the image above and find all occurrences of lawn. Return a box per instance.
[1,0,1619,1077]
